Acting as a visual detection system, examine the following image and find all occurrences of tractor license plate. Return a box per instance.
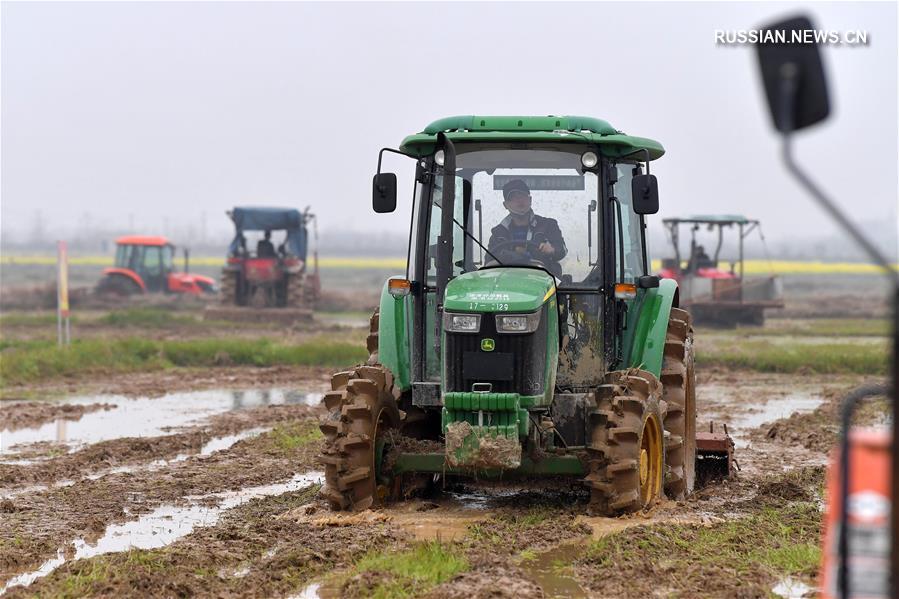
[462,351,514,381]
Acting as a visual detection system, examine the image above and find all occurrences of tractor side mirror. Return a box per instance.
[631,174,659,215]
[756,16,830,132]
[372,173,397,213]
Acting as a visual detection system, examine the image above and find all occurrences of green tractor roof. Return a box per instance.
[399,115,665,160]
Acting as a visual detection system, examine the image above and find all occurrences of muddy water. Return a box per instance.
[1,471,324,594]
[526,541,588,598]
[698,380,828,447]
[0,388,321,454]
[0,427,272,500]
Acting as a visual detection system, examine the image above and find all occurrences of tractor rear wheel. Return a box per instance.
[318,365,401,510]
[661,307,696,499]
[96,274,141,296]
[219,270,237,305]
[286,273,305,308]
[586,370,665,514]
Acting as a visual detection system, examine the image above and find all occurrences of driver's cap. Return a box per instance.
[502,179,530,200]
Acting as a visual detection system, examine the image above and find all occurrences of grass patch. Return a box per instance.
[0,336,367,385]
[268,421,323,452]
[98,308,199,328]
[581,503,822,597]
[0,313,71,327]
[699,339,888,374]
[702,317,889,338]
[343,541,468,599]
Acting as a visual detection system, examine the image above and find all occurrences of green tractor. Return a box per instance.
[319,116,707,514]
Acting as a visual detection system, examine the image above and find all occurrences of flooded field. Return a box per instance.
[0,297,889,598]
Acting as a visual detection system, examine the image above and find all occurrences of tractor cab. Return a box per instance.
[659,215,784,326]
[317,116,731,515]
[97,236,215,296]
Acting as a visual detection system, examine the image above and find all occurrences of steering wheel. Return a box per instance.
[484,239,548,268]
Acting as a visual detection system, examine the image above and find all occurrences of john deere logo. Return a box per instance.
[480,338,495,352]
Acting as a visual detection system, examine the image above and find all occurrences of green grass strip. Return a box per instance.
[699,339,888,374]
[345,541,468,599]
[0,337,367,385]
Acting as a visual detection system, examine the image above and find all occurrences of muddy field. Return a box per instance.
[0,281,890,598]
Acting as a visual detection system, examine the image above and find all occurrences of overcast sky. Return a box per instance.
[2,1,896,256]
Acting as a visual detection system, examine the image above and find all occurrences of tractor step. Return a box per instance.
[203,306,313,324]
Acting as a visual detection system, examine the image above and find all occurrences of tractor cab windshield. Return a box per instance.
[424,144,633,288]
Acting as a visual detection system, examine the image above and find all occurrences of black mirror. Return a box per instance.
[637,274,659,289]
[372,173,397,213]
[631,174,659,215]
[756,16,830,133]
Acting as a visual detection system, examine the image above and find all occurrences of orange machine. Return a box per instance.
[96,236,216,296]
[821,428,891,599]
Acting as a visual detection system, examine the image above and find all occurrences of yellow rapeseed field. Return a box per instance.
[1,255,895,274]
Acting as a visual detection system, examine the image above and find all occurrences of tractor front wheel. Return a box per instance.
[318,365,401,510]
[586,370,665,514]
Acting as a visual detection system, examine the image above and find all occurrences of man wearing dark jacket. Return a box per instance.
[487,179,568,277]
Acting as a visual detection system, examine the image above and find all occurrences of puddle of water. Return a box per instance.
[291,579,342,599]
[0,389,321,453]
[525,540,588,598]
[697,385,826,448]
[0,471,324,594]
[772,577,813,598]
[0,428,273,498]
[447,487,524,510]
[390,510,484,541]
[198,427,270,455]
[0,550,67,592]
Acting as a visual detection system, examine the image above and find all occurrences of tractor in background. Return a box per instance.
[96,235,216,296]
[659,215,783,327]
[205,207,320,323]
[318,115,731,514]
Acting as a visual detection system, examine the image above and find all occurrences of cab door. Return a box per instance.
[608,161,650,366]
[140,246,166,292]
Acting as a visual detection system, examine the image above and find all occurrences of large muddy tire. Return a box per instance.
[286,273,305,308]
[219,270,237,305]
[318,365,401,511]
[366,309,379,365]
[586,370,666,514]
[661,307,696,499]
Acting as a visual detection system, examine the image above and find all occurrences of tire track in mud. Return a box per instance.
[1,404,321,488]
[4,486,403,598]
[3,370,884,598]
[0,407,323,588]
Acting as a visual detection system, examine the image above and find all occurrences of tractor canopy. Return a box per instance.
[399,115,665,160]
[227,207,309,259]
[663,215,755,226]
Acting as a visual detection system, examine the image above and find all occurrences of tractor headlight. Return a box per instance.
[495,310,541,334]
[443,312,481,333]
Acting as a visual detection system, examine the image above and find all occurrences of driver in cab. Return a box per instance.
[487,179,567,277]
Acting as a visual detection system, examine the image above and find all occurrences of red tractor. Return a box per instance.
[659,215,783,326]
[96,236,216,296]
[210,207,319,320]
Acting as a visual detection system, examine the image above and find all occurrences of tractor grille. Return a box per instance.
[444,307,547,396]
